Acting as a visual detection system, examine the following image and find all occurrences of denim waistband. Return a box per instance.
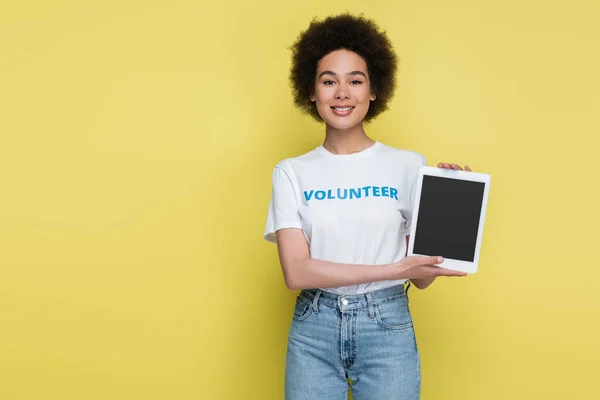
[299,283,410,313]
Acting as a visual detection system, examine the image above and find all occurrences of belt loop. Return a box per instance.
[366,292,375,318]
[312,289,322,313]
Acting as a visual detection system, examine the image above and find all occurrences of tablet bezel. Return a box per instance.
[407,166,491,274]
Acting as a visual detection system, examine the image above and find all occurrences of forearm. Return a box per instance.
[285,258,396,290]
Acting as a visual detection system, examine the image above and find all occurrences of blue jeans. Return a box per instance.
[285,284,420,400]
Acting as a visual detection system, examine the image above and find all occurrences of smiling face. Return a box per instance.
[310,49,376,130]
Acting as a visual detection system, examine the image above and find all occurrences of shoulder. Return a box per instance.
[272,147,321,174]
[377,142,427,166]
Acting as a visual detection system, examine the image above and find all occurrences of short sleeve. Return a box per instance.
[404,154,427,234]
[264,166,303,243]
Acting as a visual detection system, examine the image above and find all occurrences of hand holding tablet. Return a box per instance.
[392,255,467,280]
[407,163,491,274]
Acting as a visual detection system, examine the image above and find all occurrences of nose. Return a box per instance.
[334,83,350,100]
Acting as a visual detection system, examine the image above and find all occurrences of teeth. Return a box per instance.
[334,107,353,111]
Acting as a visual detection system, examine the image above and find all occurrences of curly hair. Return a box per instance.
[289,13,398,123]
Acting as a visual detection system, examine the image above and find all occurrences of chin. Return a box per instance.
[324,120,362,130]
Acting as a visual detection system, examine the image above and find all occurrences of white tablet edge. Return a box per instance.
[406,166,491,274]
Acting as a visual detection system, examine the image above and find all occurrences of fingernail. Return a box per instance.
[438,257,444,263]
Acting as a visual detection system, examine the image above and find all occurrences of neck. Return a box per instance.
[322,122,375,155]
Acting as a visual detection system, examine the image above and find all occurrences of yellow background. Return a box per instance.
[1,0,599,399]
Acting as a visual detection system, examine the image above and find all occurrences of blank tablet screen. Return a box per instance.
[413,176,485,261]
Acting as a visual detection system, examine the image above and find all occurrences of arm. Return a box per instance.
[276,228,389,290]
[275,229,464,291]
[406,235,436,290]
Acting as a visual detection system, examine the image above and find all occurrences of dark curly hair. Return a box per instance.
[289,13,398,123]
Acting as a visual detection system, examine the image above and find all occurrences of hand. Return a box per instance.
[437,162,472,172]
[391,255,467,280]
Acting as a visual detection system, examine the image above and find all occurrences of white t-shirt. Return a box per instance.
[264,141,426,295]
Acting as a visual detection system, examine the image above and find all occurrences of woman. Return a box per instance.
[264,13,471,400]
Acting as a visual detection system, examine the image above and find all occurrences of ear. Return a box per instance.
[370,92,376,101]
[309,94,316,102]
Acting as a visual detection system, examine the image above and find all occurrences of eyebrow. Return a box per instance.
[318,70,368,79]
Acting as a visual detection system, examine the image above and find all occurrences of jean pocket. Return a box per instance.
[292,297,312,321]
[374,296,413,330]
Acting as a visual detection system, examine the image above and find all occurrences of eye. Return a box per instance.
[323,80,335,85]
[351,80,363,84]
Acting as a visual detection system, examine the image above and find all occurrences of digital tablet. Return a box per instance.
[407,166,491,274]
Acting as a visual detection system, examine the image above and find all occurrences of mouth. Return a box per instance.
[331,106,355,116]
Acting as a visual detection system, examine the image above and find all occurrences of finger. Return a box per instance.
[450,164,462,170]
[438,163,451,169]
[435,268,468,277]
[416,265,466,278]
[465,165,471,172]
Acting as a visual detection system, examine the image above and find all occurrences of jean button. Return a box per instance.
[342,298,348,305]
